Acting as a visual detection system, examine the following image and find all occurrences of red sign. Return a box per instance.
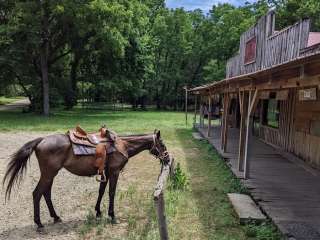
[244,36,256,64]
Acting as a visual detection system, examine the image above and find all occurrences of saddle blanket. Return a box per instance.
[71,143,116,156]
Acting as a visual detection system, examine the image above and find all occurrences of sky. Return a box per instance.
[165,0,255,13]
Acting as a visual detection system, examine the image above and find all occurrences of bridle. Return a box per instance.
[149,134,169,163]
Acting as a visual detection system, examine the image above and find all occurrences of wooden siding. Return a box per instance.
[293,90,320,167]
[259,89,296,151]
[259,88,320,168]
[226,11,311,78]
[260,125,280,146]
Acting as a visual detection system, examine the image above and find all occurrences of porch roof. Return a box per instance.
[190,44,320,94]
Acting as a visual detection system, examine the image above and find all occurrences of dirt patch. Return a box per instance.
[0,99,30,111]
[0,132,159,240]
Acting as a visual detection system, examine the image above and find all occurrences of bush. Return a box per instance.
[3,84,25,97]
[169,163,188,190]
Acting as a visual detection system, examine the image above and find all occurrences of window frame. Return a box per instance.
[262,95,280,129]
[244,36,257,65]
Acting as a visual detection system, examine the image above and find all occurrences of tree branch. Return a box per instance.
[15,74,32,103]
[48,49,72,66]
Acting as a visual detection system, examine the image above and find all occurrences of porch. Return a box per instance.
[196,124,320,239]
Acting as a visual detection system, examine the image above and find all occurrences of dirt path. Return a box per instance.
[0,99,30,111]
[0,132,158,240]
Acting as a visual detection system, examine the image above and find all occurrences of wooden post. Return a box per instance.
[155,193,168,240]
[201,97,205,127]
[221,94,229,153]
[199,100,203,128]
[238,91,248,171]
[199,97,202,127]
[154,155,174,240]
[207,95,212,137]
[184,87,188,126]
[243,89,259,179]
[193,95,198,128]
[219,94,223,127]
[220,94,226,150]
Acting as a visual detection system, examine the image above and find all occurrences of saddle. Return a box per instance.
[68,125,119,182]
[70,125,116,147]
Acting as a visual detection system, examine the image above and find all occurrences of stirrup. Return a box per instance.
[96,170,107,183]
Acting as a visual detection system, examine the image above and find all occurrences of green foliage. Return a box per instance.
[1,0,318,112]
[169,162,189,190]
[245,222,282,240]
[269,0,320,31]
[1,84,25,97]
[79,210,110,236]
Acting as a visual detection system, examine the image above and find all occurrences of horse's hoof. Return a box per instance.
[54,217,62,224]
[111,217,119,224]
[36,225,45,233]
[96,212,102,218]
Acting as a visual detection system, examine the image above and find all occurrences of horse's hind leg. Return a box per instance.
[43,179,61,223]
[108,172,120,224]
[33,176,54,230]
[95,180,108,218]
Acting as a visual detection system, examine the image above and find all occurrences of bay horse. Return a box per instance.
[2,129,169,230]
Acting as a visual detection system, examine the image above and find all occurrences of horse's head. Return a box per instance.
[149,129,170,164]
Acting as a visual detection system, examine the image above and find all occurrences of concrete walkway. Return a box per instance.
[197,124,320,240]
[0,98,30,111]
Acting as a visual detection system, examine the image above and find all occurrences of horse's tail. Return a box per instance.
[2,137,44,200]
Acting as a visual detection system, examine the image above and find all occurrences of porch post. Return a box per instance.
[207,95,212,137]
[243,89,259,179]
[193,95,198,128]
[199,97,203,127]
[222,93,230,153]
[185,86,188,126]
[201,96,204,127]
[238,91,248,171]
[220,94,226,149]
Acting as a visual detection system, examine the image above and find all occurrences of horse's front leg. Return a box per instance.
[95,180,108,218]
[108,172,119,224]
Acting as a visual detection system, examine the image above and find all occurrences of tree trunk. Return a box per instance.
[65,52,80,109]
[40,1,50,116]
[40,49,49,116]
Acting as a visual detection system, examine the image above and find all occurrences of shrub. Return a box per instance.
[169,163,188,190]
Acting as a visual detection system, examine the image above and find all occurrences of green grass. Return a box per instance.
[0,107,186,132]
[0,96,25,105]
[0,108,282,239]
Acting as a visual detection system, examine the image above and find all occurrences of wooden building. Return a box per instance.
[191,10,320,179]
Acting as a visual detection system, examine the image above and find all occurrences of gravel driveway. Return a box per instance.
[0,132,158,240]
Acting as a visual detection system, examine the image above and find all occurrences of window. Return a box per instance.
[266,99,280,128]
[262,94,280,128]
[244,36,257,64]
[310,121,320,137]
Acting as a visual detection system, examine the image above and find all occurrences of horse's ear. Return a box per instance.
[156,130,161,139]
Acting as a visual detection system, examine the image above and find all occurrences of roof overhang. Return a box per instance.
[190,49,320,95]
